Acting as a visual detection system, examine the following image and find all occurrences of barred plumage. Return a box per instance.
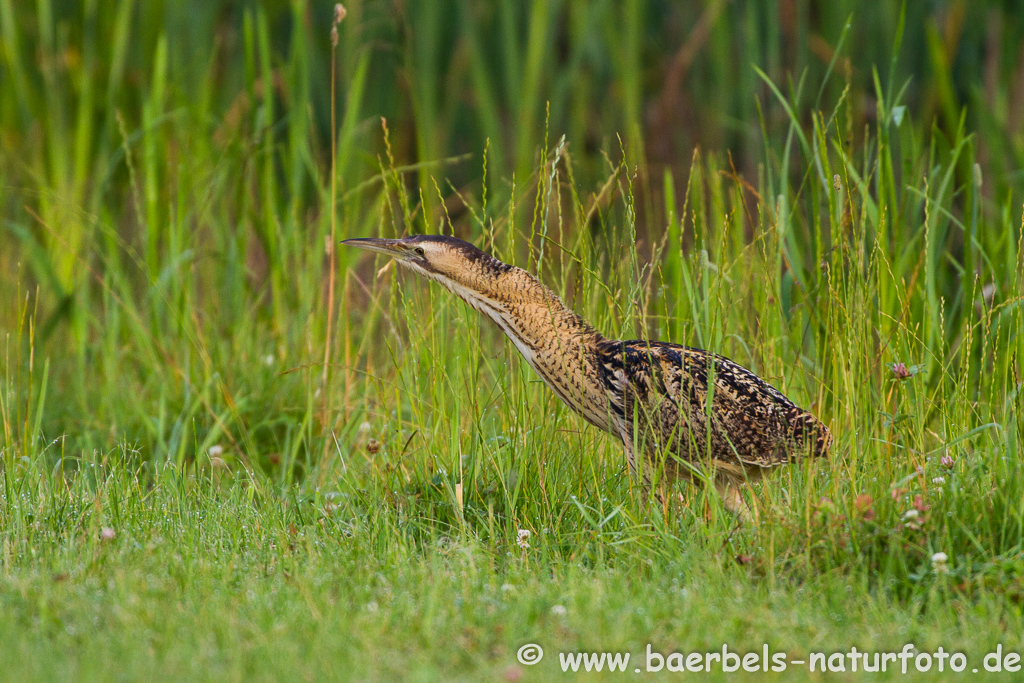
[343,234,832,522]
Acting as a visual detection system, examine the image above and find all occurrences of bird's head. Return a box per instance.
[341,234,512,300]
[342,234,597,346]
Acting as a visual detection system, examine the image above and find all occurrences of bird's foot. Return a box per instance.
[717,482,758,525]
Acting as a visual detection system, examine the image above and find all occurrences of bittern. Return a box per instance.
[343,235,831,521]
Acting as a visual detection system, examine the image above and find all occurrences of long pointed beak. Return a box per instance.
[340,237,411,260]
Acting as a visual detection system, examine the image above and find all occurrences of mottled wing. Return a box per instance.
[674,344,831,465]
[677,347,796,465]
[598,339,830,468]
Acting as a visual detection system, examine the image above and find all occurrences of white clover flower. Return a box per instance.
[932,476,946,484]
[208,444,223,457]
[931,552,949,574]
[550,604,567,616]
[902,509,919,520]
[517,529,531,549]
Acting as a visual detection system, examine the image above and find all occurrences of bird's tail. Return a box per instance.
[788,409,832,458]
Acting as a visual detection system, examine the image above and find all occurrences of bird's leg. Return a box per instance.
[714,478,754,525]
[746,487,762,525]
[621,433,661,508]
[622,434,638,480]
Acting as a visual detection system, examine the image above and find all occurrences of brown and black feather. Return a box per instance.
[591,339,831,486]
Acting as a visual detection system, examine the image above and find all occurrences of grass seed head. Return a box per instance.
[330,4,346,47]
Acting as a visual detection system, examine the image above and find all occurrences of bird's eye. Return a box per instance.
[414,247,425,256]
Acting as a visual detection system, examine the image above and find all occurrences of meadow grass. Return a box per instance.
[2,1,1024,681]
